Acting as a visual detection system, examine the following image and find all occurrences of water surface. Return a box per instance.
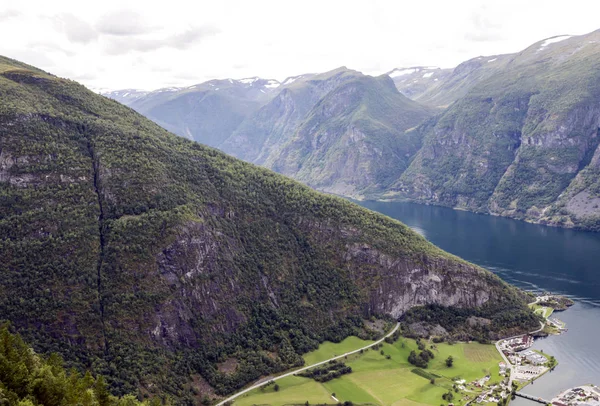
[357,201,600,401]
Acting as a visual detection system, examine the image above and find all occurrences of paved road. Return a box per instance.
[216,322,401,406]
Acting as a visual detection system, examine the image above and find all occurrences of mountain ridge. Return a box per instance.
[107,29,600,232]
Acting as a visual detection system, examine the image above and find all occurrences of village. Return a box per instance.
[466,376,512,405]
[492,294,570,389]
[496,333,554,384]
[552,385,600,406]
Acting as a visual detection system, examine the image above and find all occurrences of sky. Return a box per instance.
[1,0,600,91]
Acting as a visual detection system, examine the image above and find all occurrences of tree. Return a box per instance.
[273,384,280,392]
[94,376,111,406]
[446,356,454,367]
[430,379,436,385]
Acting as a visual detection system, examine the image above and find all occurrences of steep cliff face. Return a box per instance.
[0,56,534,399]
[268,75,432,198]
[343,244,494,318]
[388,31,600,230]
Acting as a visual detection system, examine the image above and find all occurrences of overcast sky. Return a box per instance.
[2,0,600,91]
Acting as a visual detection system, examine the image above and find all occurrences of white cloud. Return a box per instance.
[0,9,20,20]
[104,26,219,55]
[96,9,156,36]
[53,13,98,44]
[0,0,599,90]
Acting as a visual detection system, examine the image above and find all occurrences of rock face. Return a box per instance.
[0,56,532,399]
[343,244,493,318]
[387,30,600,231]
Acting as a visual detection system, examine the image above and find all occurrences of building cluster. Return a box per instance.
[513,365,546,381]
[499,335,534,352]
[471,375,490,388]
[498,334,550,383]
[552,385,600,406]
[474,381,510,404]
[521,350,547,365]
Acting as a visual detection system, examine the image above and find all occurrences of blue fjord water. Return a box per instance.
[358,201,600,401]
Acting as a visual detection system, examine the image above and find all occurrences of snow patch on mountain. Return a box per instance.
[282,76,301,86]
[539,35,573,49]
[239,77,259,84]
[389,68,418,78]
[265,80,280,88]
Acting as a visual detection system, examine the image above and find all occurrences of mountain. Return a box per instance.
[97,30,600,232]
[101,88,150,105]
[0,55,535,402]
[220,68,357,163]
[116,77,280,147]
[266,72,434,198]
[386,32,600,231]
[221,67,434,198]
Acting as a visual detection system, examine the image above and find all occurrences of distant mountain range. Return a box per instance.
[103,29,600,231]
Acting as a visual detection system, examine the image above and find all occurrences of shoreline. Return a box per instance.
[504,295,598,406]
[501,295,568,404]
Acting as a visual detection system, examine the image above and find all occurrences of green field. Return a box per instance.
[233,338,503,406]
[303,336,374,365]
[531,304,554,319]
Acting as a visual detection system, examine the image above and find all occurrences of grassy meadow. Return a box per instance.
[233,337,503,406]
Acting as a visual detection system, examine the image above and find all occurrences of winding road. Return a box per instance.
[216,322,401,406]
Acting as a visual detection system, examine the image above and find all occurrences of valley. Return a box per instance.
[1,4,599,406]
